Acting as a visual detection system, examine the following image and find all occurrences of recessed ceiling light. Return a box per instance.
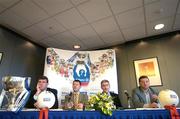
[73,45,81,49]
[154,24,164,30]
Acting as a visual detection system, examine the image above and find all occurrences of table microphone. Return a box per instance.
[124,90,131,108]
[124,90,131,99]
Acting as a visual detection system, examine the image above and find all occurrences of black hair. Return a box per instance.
[73,80,81,85]
[139,75,149,82]
[38,76,49,83]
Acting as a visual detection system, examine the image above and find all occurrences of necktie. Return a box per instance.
[73,92,79,109]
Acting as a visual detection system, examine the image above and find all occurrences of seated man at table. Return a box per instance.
[132,75,159,108]
[64,80,88,110]
[101,79,122,109]
[26,76,58,109]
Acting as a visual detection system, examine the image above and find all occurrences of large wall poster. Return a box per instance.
[44,48,118,106]
[134,57,162,86]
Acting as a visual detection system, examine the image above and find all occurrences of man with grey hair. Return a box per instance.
[101,79,122,108]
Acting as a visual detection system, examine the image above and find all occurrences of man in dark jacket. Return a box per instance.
[26,76,58,109]
[101,79,122,108]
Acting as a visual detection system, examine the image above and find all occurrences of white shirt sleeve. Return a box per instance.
[33,94,38,100]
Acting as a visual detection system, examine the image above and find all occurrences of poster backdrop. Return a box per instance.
[44,48,118,106]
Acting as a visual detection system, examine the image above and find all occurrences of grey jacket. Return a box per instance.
[132,87,159,108]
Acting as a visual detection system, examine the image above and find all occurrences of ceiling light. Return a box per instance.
[154,24,164,30]
[73,45,81,49]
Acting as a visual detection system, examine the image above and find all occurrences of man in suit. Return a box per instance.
[101,80,122,109]
[26,76,58,109]
[132,75,159,108]
[64,80,88,110]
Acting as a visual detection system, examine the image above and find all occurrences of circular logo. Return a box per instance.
[158,89,179,107]
[37,91,55,108]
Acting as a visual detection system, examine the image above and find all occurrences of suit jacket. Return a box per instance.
[64,92,88,109]
[132,87,159,108]
[110,92,122,108]
[25,88,58,109]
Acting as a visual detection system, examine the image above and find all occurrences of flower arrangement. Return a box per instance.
[87,92,116,116]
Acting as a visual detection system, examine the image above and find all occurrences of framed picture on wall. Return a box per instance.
[0,52,3,64]
[134,57,162,86]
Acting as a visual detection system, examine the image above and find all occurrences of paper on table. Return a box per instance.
[135,108,165,110]
[22,108,64,111]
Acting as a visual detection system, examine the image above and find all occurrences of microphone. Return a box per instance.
[124,90,131,108]
[124,90,131,99]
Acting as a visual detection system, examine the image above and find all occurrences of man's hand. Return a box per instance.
[34,102,49,109]
[77,103,84,109]
[66,102,73,109]
[35,84,41,95]
[34,102,40,109]
[152,94,158,99]
[151,94,158,102]
[149,102,159,108]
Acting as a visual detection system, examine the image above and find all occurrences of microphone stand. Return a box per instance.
[127,96,131,109]
[124,90,131,109]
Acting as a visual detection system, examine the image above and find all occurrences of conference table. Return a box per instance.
[0,108,179,119]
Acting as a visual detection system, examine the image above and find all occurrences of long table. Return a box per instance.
[0,109,179,119]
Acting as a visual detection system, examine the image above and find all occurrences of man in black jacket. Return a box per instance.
[26,76,58,109]
[101,80,122,108]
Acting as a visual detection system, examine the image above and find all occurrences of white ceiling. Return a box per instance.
[0,0,180,50]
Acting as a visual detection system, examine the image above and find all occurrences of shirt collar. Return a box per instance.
[142,88,150,93]
[102,91,110,96]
